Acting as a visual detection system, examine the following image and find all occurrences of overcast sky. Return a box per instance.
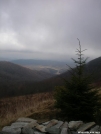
[0,0,101,61]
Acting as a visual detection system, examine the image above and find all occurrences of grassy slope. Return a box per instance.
[0,92,60,130]
[0,89,101,130]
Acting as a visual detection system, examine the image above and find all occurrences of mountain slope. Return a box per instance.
[0,61,54,82]
[85,57,101,81]
[0,56,101,98]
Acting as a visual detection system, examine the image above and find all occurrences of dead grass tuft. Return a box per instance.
[0,92,59,130]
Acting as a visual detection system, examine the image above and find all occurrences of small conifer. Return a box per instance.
[54,39,101,121]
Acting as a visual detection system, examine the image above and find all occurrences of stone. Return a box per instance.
[0,132,14,134]
[53,121,63,128]
[24,121,38,128]
[16,117,36,123]
[90,125,100,132]
[11,122,29,128]
[77,122,96,131]
[67,129,72,134]
[2,117,99,134]
[99,126,101,132]
[46,119,58,128]
[2,126,21,134]
[35,125,47,132]
[21,127,34,134]
[42,121,50,125]
[71,131,78,134]
[68,121,83,130]
[34,131,45,134]
[45,127,61,134]
[60,122,68,128]
[60,128,68,134]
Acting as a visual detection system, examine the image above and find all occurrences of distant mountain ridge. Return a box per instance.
[87,57,101,69]
[60,56,101,81]
[86,57,101,81]
[0,56,101,98]
[0,61,54,82]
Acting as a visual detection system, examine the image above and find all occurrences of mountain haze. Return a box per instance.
[0,56,101,98]
[11,59,66,66]
[0,61,54,82]
[11,59,69,74]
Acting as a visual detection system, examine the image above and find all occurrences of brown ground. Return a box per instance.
[0,88,101,130]
[0,92,60,130]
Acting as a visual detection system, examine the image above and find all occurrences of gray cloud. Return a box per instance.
[0,0,101,61]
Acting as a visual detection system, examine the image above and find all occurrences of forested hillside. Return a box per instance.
[0,57,101,98]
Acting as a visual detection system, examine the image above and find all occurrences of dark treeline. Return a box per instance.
[0,76,64,98]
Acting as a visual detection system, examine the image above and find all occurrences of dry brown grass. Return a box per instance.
[0,92,59,130]
[1,88,100,130]
[98,88,101,95]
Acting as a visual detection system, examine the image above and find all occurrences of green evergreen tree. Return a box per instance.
[54,39,101,122]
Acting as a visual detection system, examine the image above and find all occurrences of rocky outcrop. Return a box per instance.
[1,117,101,134]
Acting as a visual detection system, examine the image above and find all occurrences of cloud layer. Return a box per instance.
[0,0,101,60]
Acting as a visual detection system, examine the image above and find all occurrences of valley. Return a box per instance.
[0,1,101,133]
[11,59,68,75]
[21,65,67,75]
[0,57,101,98]
[0,57,101,130]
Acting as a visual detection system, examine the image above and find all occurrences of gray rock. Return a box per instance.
[60,122,68,128]
[42,121,50,126]
[34,131,45,134]
[21,127,34,134]
[46,119,58,128]
[35,125,46,132]
[68,121,83,130]
[71,131,78,134]
[54,121,63,128]
[11,122,29,128]
[25,121,38,128]
[67,129,72,134]
[45,127,61,134]
[0,132,14,134]
[2,126,21,134]
[77,122,95,132]
[17,117,36,123]
[60,128,68,134]
[90,125,100,132]
[99,126,101,132]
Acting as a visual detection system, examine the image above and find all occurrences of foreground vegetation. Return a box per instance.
[0,92,60,130]
[0,89,101,130]
[55,41,101,122]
